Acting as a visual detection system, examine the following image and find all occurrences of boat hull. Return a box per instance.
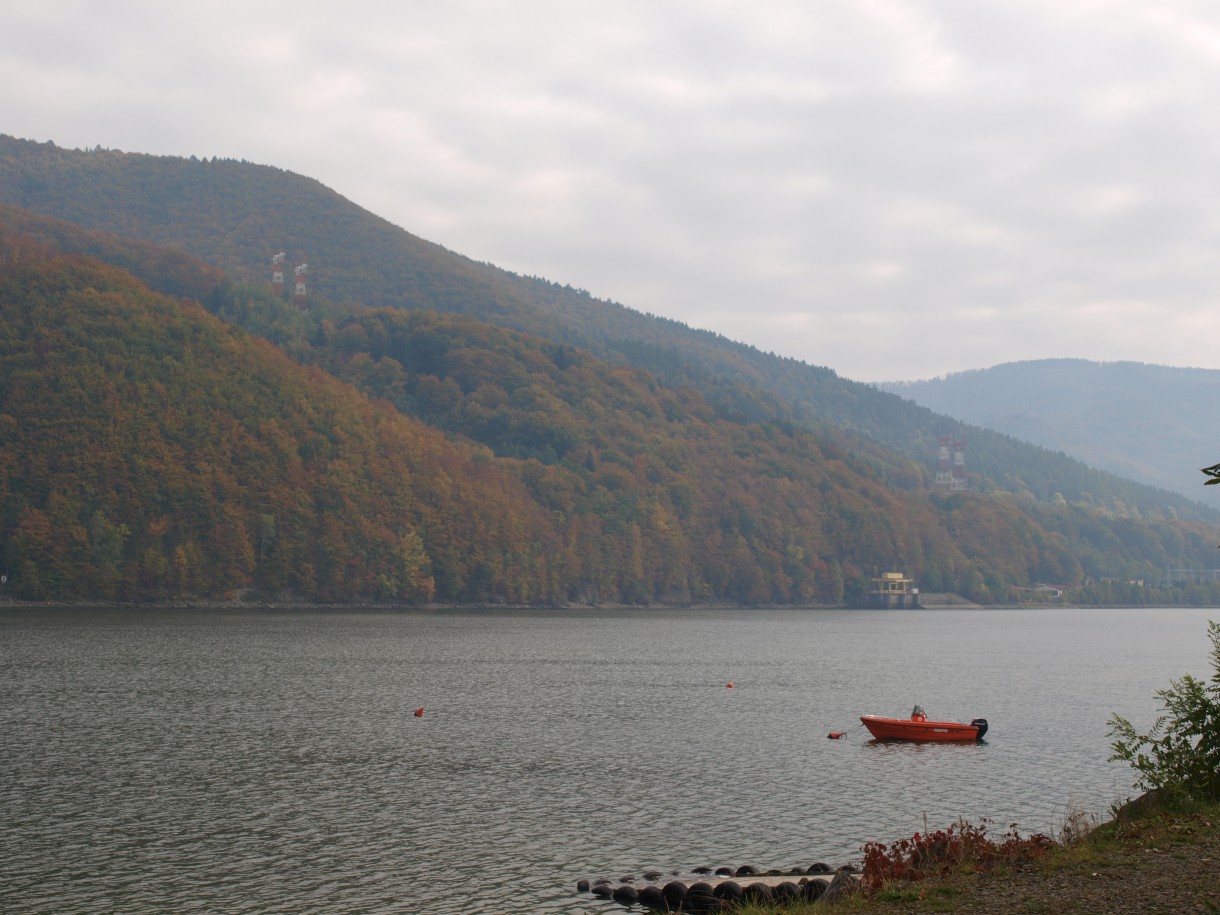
[860,715,986,742]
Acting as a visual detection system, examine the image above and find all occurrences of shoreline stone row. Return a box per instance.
[577,862,860,911]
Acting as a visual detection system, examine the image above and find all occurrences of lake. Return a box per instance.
[0,606,1213,913]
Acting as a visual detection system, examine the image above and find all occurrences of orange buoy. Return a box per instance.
[827,731,844,739]
[413,708,424,717]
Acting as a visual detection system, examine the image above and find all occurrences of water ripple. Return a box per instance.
[1,607,1210,913]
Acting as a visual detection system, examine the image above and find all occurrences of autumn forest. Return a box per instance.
[2,135,1219,607]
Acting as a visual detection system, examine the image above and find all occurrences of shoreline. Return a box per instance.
[1,595,1215,612]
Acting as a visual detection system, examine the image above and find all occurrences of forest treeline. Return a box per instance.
[2,220,1220,606]
[0,236,566,602]
[2,135,1220,606]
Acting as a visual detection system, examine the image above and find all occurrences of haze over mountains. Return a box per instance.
[1,134,1218,607]
[879,360,1220,503]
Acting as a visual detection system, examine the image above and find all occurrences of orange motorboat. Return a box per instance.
[861,706,988,742]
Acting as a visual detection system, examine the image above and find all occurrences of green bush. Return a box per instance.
[1108,619,1220,802]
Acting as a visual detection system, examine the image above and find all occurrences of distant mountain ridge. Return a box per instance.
[878,359,1220,502]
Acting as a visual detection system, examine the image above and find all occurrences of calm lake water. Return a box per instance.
[1,606,1214,913]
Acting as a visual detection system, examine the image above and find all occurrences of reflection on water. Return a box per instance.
[0,607,1212,913]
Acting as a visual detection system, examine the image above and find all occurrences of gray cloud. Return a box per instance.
[3,0,1219,380]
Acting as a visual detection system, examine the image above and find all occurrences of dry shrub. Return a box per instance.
[861,818,1056,890]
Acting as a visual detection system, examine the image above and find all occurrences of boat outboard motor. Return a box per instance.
[970,718,989,740]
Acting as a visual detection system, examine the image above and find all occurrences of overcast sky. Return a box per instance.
[4,1,1219,381]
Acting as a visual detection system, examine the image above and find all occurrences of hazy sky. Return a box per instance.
[4,1,1219,381]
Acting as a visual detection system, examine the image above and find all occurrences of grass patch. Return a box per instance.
[873,888,921,904]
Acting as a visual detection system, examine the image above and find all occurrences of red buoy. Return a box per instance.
[413,708,424,717]
[726,682,735,688]
[827,731,844,739]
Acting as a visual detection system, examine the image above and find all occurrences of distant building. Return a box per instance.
[868,571,919,608]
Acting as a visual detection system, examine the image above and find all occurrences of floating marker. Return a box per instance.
[413,708,424,717]
[827,731,844,739]
[726,682,734,689]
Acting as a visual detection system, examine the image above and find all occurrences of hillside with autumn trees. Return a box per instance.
[2,136,1220,607]
[0,234,579,602]
[1,134,1211,520]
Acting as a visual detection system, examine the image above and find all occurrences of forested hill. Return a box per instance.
[0,233,561,602]
[0,134,1209,524]
[879,360,1220,502]
[0,229,966,603]
[3,215,1220,606]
